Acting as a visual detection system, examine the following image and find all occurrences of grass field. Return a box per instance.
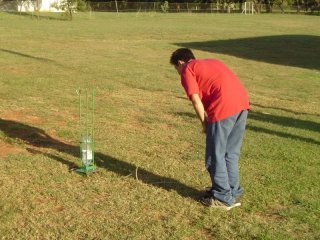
[0,11,319,239]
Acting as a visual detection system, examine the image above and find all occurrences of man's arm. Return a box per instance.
[190,94,207,133]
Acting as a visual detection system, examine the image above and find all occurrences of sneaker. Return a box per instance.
[200,197,241,211]
[204,186,242,202]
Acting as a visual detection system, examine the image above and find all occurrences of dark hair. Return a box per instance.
[170,48,196,66]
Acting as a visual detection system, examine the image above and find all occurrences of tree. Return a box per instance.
[51,0,87,20]
[274,0,292,13]
[305,0,320,13]
[160,0,169,12]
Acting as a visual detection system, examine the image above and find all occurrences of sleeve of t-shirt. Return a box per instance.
[181,67,199,100]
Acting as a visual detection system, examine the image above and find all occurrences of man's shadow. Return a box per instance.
[0,118,202,200]
[175,35,320,70]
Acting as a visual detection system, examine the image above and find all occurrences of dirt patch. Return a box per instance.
[0,66,35,76]
[1,110,42,125]
[0,140,25,158]
[1,111,75,157]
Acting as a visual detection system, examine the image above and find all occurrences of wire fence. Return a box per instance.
[0,0,319,14]
[87,1,318,14]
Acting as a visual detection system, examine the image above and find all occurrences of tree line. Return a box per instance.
[88,0,319,13]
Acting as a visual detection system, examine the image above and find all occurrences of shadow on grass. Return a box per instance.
[249,110,320,133]
[172,110,320,145]
[175,111,197,119]
[246,125,320,145]
[0,49,63,66]
[0,118,202,201]
[251,103,320,117]
[175,35,320,70]
[5,11,66,21]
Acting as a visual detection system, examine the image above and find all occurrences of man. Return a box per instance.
[170,48,250,210]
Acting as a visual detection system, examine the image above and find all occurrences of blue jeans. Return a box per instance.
[205,110,248,206]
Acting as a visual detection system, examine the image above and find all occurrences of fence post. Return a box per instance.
[115,0,119,16]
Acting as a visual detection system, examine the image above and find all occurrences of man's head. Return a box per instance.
[170,48,195,75]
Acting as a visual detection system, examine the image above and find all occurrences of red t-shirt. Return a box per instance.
[181,59,250,123]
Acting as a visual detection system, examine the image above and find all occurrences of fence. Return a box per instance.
[89,2,237,13]
[0,0,319,14]
[88,1,307,14]
[87,1,319,14]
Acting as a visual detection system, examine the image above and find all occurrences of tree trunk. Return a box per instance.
[267,0,273,13]
[239,0,244,12]
[296,0,300,13]
[279,3,284,13]
[254,1,261,13]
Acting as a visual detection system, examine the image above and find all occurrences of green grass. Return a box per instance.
[0,11,319,239]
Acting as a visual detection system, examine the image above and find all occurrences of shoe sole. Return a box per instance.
[225,202,241,211]
[210,202,241,211]
[201,197,242,210]
[203,187,242,203]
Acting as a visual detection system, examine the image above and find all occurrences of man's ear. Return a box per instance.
[178,60,185,66]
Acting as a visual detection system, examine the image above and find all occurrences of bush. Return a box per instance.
[161,1,169,13]
[51,0,87,20]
